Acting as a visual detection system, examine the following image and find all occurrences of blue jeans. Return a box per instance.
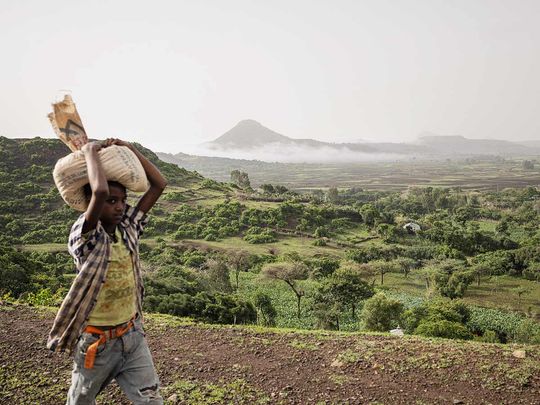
[67,318,163,404]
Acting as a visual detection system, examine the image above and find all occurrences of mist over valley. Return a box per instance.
[172,119,540,165]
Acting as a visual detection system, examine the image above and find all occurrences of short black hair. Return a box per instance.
[83,181,127,200]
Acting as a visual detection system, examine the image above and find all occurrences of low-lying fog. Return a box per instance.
[178,142,406,163]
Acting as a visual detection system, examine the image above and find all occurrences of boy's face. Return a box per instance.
[100,183,127,227]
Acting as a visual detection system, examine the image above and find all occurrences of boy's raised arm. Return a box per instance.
[106,138,167,214]
[82,142,109,233]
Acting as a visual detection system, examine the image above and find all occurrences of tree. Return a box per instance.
[375,223,401,243]
[230,170,251,190]
[371,260,399,285]
[394,257,417,279]
[512,286,531,307]
[416,264,440,296]
[360,203,379,227]
[522,160,534,170]
[326,187,339,203]
[324,265,374,318]
[361,293,404,332]
[227,250,251,290]
[202,258,233,293]
[306,256,340,279]
[261,262,309,318]
[253,292,277,326]
[313,226,329,238]
[311,285,342,330]
[419,259,472,299]
[470,263,491,286]
[311,189,324,203]
[355,262,378,286]
[260,184,275,194]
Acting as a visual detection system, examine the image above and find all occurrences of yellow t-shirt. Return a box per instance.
[88,229,136,326]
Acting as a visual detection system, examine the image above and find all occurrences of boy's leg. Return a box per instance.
[115,326,163,404]
[67,333,122,405]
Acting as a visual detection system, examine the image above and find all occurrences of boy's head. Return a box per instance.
[83,181,127,226]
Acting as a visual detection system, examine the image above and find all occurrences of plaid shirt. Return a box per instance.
[47,205,148,353]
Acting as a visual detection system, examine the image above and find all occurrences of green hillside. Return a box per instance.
[1,136,540,347]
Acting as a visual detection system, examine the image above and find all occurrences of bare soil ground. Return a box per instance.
[1,304,539,404]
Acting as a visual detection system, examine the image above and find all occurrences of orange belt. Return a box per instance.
[83,319,134,369]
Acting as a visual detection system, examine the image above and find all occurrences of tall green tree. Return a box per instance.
[324,265,374,318]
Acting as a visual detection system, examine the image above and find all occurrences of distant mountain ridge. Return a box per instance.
[203,120,540,161]
[416,134,536,155]
[207,119,381,154]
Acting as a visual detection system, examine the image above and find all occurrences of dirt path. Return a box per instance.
[1,304,539,404]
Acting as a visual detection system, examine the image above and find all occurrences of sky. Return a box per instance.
[1,0,539,153]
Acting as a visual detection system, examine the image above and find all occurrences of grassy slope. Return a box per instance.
[7,137,539,323]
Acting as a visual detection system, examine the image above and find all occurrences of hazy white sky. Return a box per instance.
[1,0,539,152]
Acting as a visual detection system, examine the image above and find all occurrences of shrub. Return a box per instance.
[183,251,207,268]
[513,319,540,344]
[415,320,473,340]
[243,227,277,244]
[361,293,404,332]
[436,270,473,299]
[522,262,540,281]
[305,257,340,279]
[254,292,277,327]
[476,330,500,343]
[0,261,33,297]
[403,299,470,334]
[145,291,256,325]
[313,226,329,238]
[20,288,65,307]
[162,191,187,202]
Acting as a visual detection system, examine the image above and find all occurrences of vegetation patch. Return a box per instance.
[161,378,270,405]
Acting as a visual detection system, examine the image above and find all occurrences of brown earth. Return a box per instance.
[1,304,539,405]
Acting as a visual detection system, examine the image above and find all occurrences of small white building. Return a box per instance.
[403,222,421,234]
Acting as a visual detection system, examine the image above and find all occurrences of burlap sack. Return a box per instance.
[53,145,149,211]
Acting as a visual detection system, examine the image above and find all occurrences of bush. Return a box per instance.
[243,227,277,244]
[313,226,329,238]
[361,293,404,332]
[513,319,540,344]
[415,320,473,340]
[0,261,33,297]
[254,292,277,327]
[305,257,340,279]
[145,291,257,325]
[436,270,473,299]
[403,299,470,334]
[476,330,500,343]
[20,288,65,307]
[522,262,540,281]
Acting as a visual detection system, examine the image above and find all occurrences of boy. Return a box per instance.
[47,138,167,404]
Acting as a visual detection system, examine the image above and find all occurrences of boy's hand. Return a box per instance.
[104,138,132,149]
[81,141,102,154]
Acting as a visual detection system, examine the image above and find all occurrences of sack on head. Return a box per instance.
[54,145,149,211]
